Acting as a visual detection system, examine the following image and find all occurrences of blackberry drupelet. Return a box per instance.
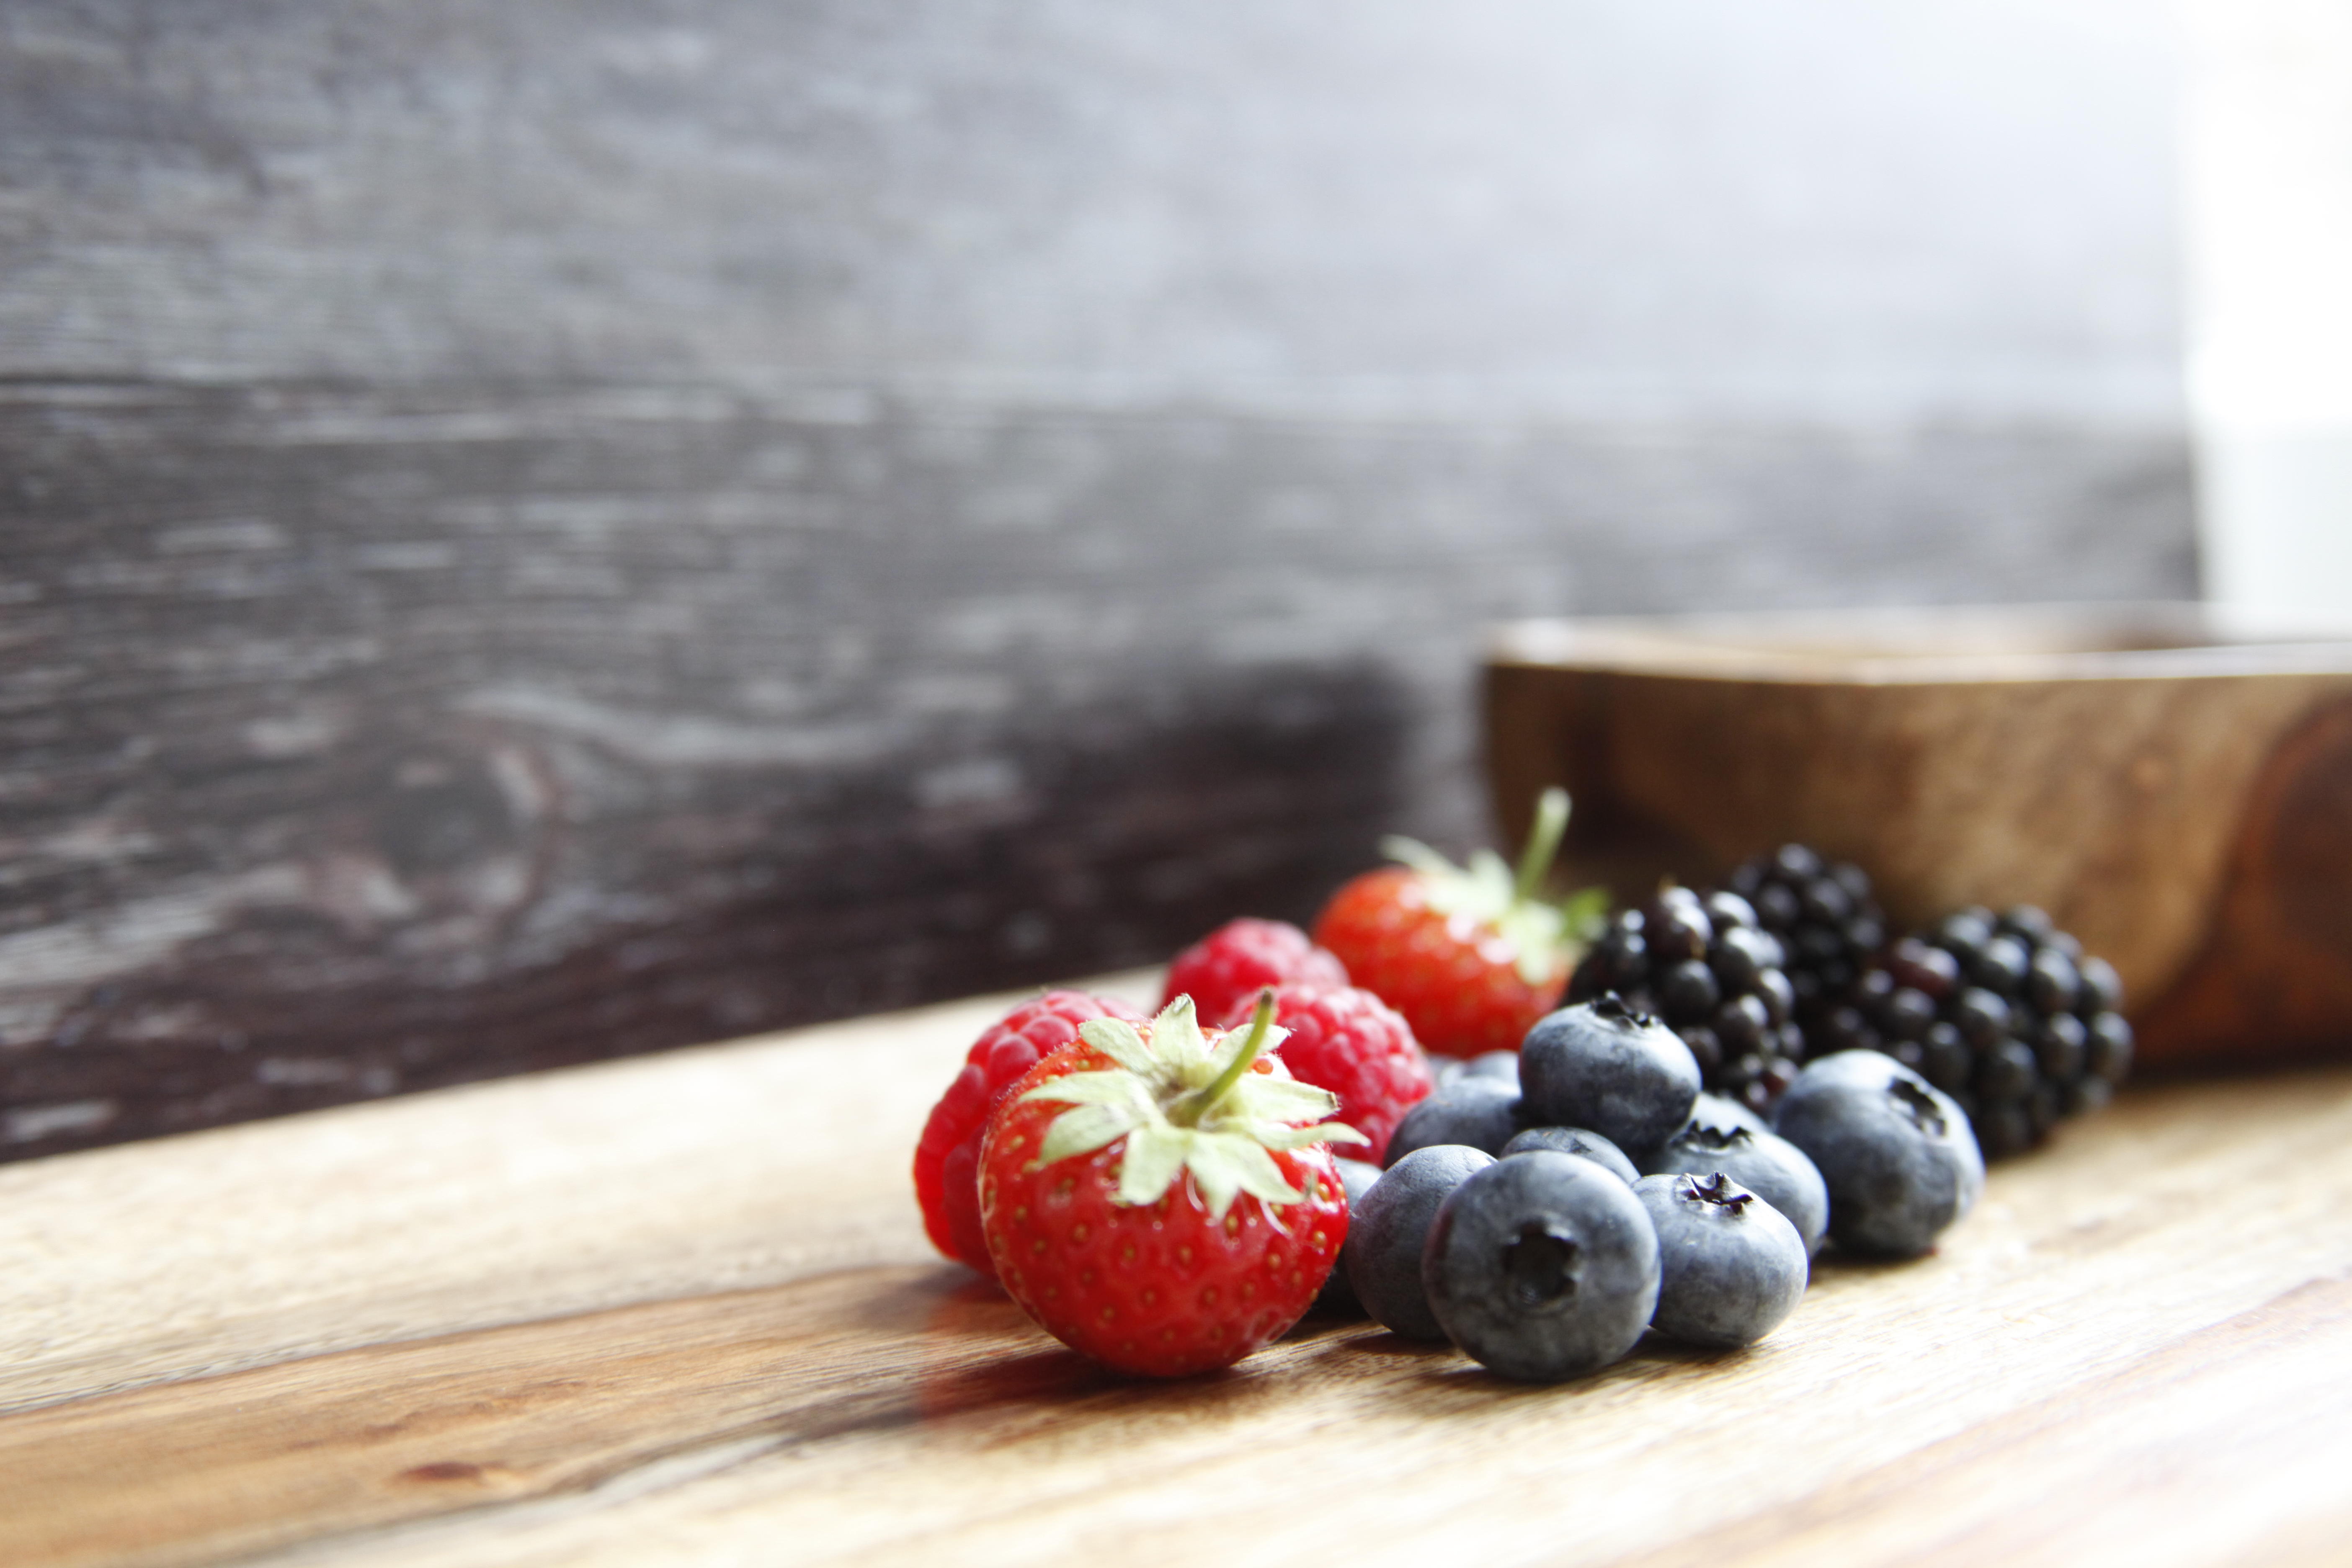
[1566,885,1806,1115]
[1828,905,2133,1160]
[1726,843,1888,1047]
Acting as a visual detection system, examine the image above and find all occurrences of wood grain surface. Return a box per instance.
[3,969,2347,1568]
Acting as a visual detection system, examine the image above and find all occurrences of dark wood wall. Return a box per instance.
[0,1,2194,1158]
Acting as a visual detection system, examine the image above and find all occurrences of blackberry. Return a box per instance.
[1566,885,1805,1117]
[1837,905,2132,1161]
[1726,843,1888,1046]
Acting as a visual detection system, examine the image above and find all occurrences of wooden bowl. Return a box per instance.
[1483,602,2352,1069]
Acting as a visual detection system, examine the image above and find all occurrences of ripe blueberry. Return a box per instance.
[1314,1156,1386,1314]
[1500,1125,1640,1186]
[1421,1150,1662,1381]
[1385,1078,1521,1165]
[1636,1172,1809,1348]
[1640,1119,1829,1257]
[1772,1051,1985,1259]
[1342,1145,1495,1340]
[1518,995,1701,1159]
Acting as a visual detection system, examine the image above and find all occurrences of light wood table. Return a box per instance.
[5,971,2349,1568]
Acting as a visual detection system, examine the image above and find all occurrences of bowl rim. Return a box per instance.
[1487,601,2352,686]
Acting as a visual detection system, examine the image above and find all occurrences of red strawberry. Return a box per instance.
[979,994,1361,1377]
[1311,788,1604,1057]
[914,989,1145,1276]
[1161,917,1349,1023]
[1216,983,1432,1165]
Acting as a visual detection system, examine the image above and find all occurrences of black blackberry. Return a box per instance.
[1836,905,2133,1160]
[1567,885,1805,1116]
[1726,844,1888,1046]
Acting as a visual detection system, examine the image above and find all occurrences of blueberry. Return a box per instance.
[1385,1078,1521,1165]
[1635,1173,1809,1348]
[1518,995,1701,1158]
[1342,1145,1495,1340]
[1313,1157,1386,1314]
[1640,1119,1829,1257]
[1500,1125,1640,1186]
[1461,1050,1522,1087]
[1771,1051,1985,1259]
[1422,1151,1661,1381]
[1681,1091,1770,1139]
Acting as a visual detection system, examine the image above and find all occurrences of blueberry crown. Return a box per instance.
[1679,1124,1755,1153]
[1889,1076,1949,1139]
[1590,992,1660,1030]
[1680,1172,1756,1213]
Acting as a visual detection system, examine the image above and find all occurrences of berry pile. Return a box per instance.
[1566,886,1805,1114]
[1595,841,2136,1158]
[1343,997,1977,1380]
[908,812,2139,1387]
[1819,905,2133,1160]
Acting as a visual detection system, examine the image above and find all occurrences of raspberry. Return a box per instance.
[913,989,1144,1276]
[1162,918,1348,1024]
[1217,983,1434,1165]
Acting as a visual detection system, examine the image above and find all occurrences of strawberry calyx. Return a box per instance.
[1378,787,1606,987]
[1019,992,1367,1219]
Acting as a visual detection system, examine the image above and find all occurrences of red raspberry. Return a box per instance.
[980,997,1358,1377]
[1161,917,1348,1024]
[913,989,1144,1276]
[1217,983,1433,1165]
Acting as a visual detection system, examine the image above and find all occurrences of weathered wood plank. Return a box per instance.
[0,975,2345,1568]
[0,385,2197,1162]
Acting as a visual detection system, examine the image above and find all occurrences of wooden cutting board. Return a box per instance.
[3,971,2349,1568]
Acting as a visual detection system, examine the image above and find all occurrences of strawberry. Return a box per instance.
[1215,983,1432,1166]
[979,993,1362,1377]
[1311,788,1605,1058]
[1162,917,1349,1024]
[914,989,1145,1276]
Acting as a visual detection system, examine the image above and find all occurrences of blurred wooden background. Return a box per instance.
[0,1,2195,1159]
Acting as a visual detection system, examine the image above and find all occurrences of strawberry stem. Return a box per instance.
[1176,988,1277,1126]
[1512,787,1572,904]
